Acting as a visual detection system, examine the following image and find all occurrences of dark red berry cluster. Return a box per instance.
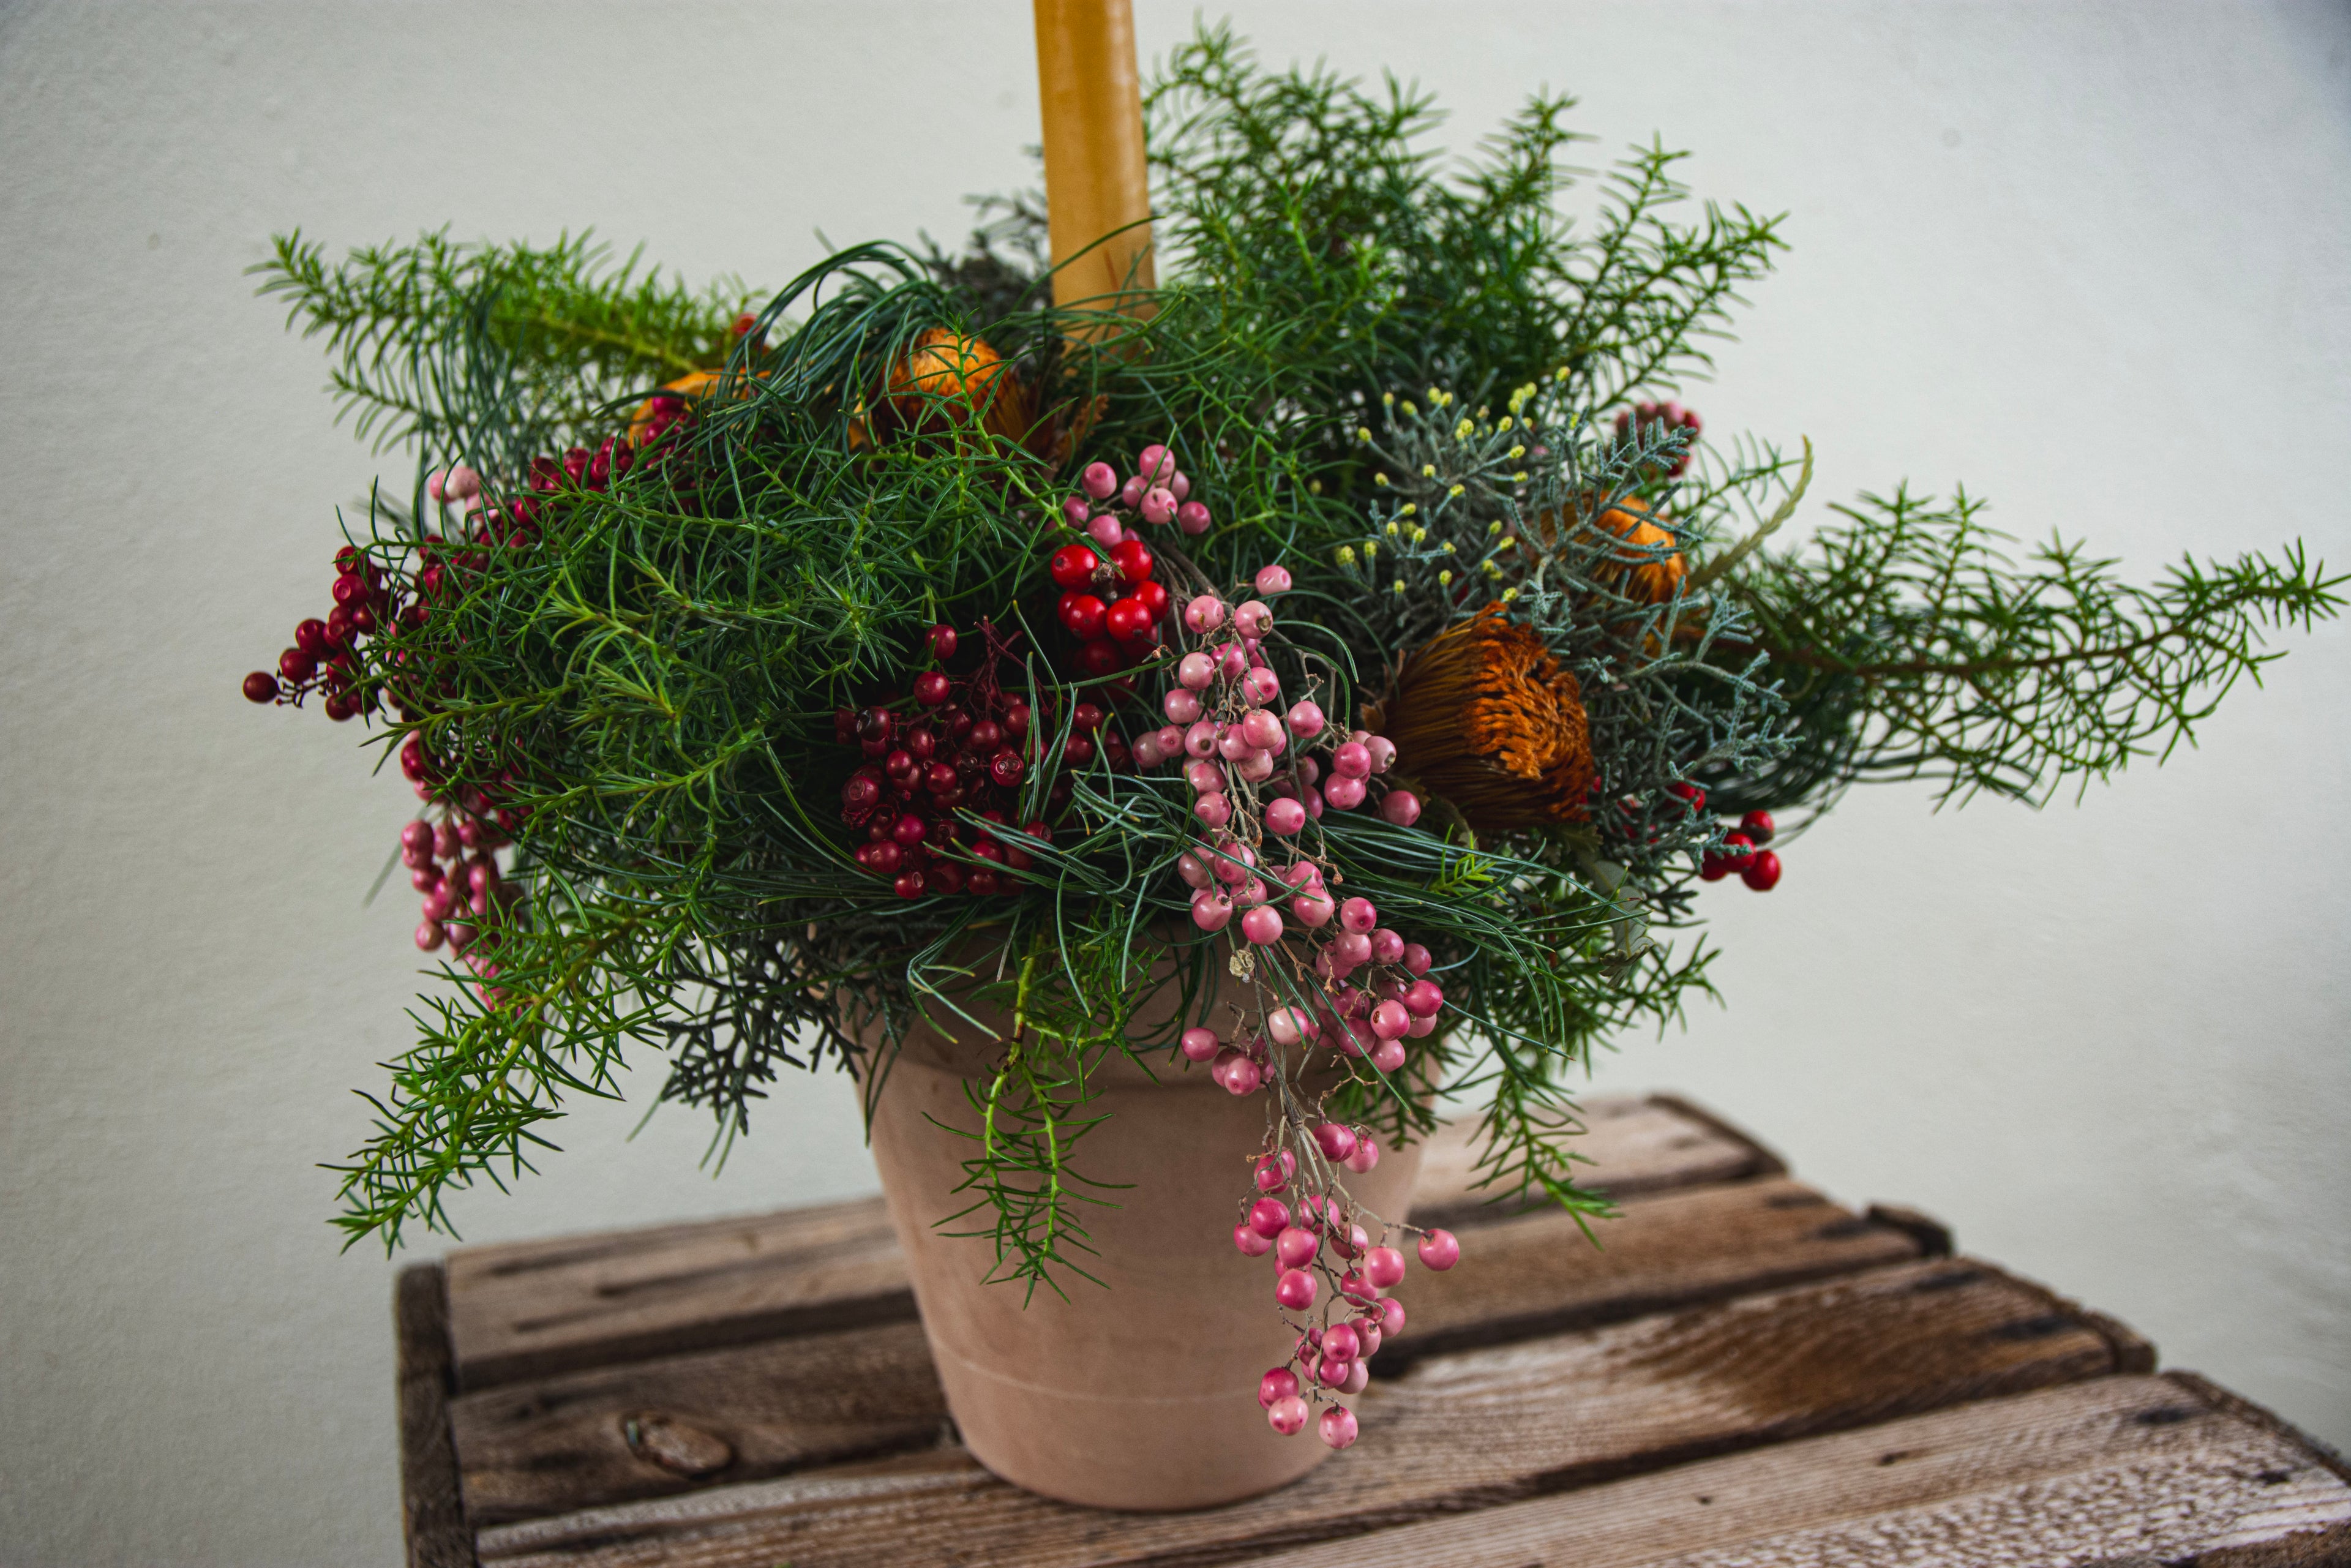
[241,544,415,720]
[1701,808,1783,890]
[836,623,1128,901]
[1614,399,1703,477]
[525,435,637,503]
[247,441,658,992]
[239,428,638,718]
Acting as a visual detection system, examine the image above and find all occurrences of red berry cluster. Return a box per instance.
[1614,399,1703,477]
[1701,808,1783,890]
[836,623,1117,901]
[1050,535,1167,679]
[1050,441,1212,684]
[1235,1128,1460,1450]
[249,446,649,992]
[240,433,642,717]
[398,728,531,838]
[241,544,411,720]
[524,436,637,501]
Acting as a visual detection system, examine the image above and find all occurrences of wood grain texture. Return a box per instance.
[450,1322,947,1526]
[472,1256,2128,1567]
[1239,1375,2351,1568]
[1395,1176,1921,1361]
[396,1263,478,1568]
[2164,1370,2351,1485]
[1646,1093,1787,1177]
[449,1176,1916,1524]
[443,1095,1769,1391]
[1406,1093,1775,1230]
[444,1196,907,1392]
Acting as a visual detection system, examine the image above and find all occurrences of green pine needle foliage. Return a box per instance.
[260,23,2340,1270]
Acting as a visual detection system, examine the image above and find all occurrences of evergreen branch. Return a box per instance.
[1724,489,2344,805]
[253,228,746,454]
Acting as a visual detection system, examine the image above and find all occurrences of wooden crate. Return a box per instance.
[397,1095,2351,1566]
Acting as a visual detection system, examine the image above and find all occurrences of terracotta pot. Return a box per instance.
[860,975,1425,1510]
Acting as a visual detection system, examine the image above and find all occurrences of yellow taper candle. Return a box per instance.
[1033,0,1156,317]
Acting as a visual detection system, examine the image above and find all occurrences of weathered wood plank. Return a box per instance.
[1396,1175,1921,1360]
[451,1176,1918,1524]
[473,1256,2128,1566]
[444,1195,907,1393]
[1237,1374,2351,1568]
[451,1322,947,1527]
[396,1263,478,1568]
[444,1094,1774,1391]
[1405,1092,1775,1229]
[2164,1370,2351,1485]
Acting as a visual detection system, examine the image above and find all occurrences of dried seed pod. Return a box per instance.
[1367,606,1592,831]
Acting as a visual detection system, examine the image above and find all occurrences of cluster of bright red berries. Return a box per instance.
[1614,399,1704,478]
[1232,1131,1461,1449]
[1701,808,1783,890]
[1622,785,1784,892]
[836,625,1107,901]
[1048,441,1212,681]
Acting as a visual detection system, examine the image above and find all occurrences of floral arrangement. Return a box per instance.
[241,29,2337,1452]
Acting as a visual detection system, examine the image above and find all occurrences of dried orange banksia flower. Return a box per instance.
[1368,606,1594,832]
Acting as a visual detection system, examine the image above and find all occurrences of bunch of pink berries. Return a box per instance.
[399,814,514,966]
[1062,442,1214,539]
[1236,1131,1463,1449]
[1115,534,1464,1448]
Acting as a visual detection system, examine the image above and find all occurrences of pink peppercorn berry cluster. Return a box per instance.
[1131,575,1428,942]
[398,812,518,988]
[1175,904,1443,1104]
[1046,442,1210,685]
[1613,399,1703,478]
[1700,806,1783,891]
[1237,1131,1463,1448]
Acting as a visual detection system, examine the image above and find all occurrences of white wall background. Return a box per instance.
[1,2,2344,1562]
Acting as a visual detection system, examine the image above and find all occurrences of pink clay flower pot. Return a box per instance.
[858,956,1427,1510]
